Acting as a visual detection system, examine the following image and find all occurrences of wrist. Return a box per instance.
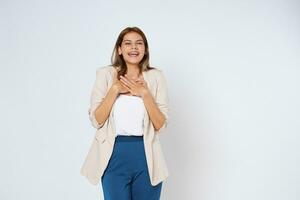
[141,89,150,98]
[110,85,120,95]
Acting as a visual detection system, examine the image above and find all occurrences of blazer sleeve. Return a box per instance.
[155,70,170,134]
[88,67,108,129]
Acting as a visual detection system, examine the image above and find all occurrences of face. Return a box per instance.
[118,32,146,66]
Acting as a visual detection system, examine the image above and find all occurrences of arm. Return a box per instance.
[88,67,118,129]
[94,86,119,127]
[142,71,169,134]
[141,90,166,132]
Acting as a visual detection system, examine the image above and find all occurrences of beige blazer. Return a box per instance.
[80,65,170,186]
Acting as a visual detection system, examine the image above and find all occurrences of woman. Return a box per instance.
[80,26,170,200]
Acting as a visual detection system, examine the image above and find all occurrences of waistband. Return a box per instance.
[115,135,144,142]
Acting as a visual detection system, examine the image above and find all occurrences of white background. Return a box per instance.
[1,0,300,199]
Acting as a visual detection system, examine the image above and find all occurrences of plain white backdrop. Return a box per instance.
[1,0,300,199]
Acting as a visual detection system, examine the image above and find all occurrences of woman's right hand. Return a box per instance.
[111,71,130,94]
[112,79,130,94]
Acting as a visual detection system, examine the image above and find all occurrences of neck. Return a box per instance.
[126,64,141,77]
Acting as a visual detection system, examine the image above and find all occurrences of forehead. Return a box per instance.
[123,32,143,41]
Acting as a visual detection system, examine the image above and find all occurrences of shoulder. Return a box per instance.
[144,67,166,80]
[95,65,115,73]
[94,65,117,79]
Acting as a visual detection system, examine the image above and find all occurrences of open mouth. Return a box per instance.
[128,52,139,57]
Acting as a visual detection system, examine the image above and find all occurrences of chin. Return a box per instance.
[126,58,143,65]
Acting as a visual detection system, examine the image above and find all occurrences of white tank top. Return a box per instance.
[113,94,145,136]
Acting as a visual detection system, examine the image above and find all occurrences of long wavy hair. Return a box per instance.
[111,26,155,79]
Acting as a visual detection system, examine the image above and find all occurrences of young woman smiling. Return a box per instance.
[80,26,170,200]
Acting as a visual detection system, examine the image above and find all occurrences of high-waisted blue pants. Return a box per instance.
[101,135,162,200]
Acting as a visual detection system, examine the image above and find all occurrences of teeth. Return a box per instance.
[129,52,139,56]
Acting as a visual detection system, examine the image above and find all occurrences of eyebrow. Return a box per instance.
[123,39,144,42]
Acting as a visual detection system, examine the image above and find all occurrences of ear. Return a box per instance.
[118,47,122,55]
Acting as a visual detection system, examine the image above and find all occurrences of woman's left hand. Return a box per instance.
[120,74,149,97]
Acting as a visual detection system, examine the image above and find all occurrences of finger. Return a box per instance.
[124,74,137,85]
[121,81,131,90]
[136,80,143,84]
[120,75,132,83]
[138,76,145,83]
[121,83,132,94]
[120,78,131,88]
[120,75,133,87]
[135,77,143,83]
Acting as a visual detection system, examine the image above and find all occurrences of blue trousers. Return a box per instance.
[101,135,162,200]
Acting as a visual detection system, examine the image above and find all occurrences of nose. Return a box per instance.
[131,45,138,49]
[131,43,138,49]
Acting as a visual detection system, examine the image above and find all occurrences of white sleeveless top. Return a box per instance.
[113,94,145,136]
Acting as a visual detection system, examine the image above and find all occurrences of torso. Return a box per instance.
[112,66,145,97]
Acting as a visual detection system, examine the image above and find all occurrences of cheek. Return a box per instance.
[140,49,146,56]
